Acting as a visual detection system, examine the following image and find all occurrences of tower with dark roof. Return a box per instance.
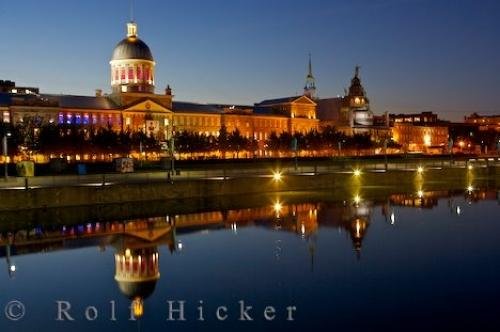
[110,21,156,94]
[304,54,317,99]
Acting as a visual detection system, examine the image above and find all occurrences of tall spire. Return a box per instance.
[304,53,317,99]
[126,0,137,38]
[308,53,313,77]
[130,0,134,22]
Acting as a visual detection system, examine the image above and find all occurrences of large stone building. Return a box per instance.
[388,111,449,153]
[317,66,390,142]
[0,20,319,158]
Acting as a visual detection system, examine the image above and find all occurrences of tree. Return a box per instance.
[217,126,229,158]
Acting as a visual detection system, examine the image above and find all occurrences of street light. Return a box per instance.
[3,132,12,180]
[272,170,282,182]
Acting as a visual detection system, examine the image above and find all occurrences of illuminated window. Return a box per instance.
[121,86,127,92]
[58,113,64,124]
[137,66,143,80]
[121,68,126,80]
[3,111,10,123]
[125,117,131,126]
[75,114,81,124]
[66,113,73,124]
[83,114,89,125]
[128,66,134,80]
[355,97,360,104]
[423,133,431,146]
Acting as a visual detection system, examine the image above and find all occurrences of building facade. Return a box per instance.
[464,113,500,132]
[0,20,320,159]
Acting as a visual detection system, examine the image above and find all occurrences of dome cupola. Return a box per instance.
[110,22,155,94]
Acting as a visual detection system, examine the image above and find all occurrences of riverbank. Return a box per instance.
[0,165,498,213]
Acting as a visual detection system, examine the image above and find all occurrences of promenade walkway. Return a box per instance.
[1,156,499,190]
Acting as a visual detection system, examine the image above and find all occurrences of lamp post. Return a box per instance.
[3,132,11,180]
[383,138,388,171]
[170,136,175,175]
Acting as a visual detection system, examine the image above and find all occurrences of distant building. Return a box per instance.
[464,113,500,132]
[317,66,390,142]
[386,111,449,153]
[0,80,39,95]
[391,123,449,153]
[389,111,439,125]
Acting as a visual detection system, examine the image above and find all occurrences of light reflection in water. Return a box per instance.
[1,188,499,319]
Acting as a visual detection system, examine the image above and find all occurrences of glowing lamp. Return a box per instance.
[132,297,144,319]
[417,166,424,174]
[272,171,282,182]
[273,201,283,214]
[353,169,361,177]
[423,134,431,147]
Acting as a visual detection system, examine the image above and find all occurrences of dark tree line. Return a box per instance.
[2,120,403,158]
[30,123,160,155]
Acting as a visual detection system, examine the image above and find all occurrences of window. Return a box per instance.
[137,66,143,80]
[3,111,10,123]
[75,114,81,125]
[128,66,134,80]
[121,68,126,80]
[66,113,73,124]
[83,114,89,125]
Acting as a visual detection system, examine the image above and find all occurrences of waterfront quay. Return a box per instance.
[0,156,498,212]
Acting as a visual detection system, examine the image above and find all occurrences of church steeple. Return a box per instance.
[304,53,317,99]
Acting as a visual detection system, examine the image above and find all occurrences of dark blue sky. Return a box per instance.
[1,0,499,120]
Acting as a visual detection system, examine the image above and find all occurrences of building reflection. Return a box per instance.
[112,219,175,319]
[317,200,372,258]
[1,187,498,304]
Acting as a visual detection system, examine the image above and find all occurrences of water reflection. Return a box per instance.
[112,219,175,319]
[2,189,498,262]
[1,188,499,320]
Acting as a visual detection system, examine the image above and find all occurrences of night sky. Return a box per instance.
[1,0,499,121]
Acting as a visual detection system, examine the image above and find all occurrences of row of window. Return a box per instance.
[58,113,122,126]
[112,64,154,83]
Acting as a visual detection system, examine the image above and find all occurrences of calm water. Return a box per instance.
[1,188,500,332]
